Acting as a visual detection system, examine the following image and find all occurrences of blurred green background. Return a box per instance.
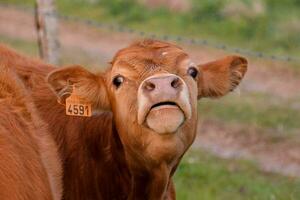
[1,0,300,199]
[3,0,300,56]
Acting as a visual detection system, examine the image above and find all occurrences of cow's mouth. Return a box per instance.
[150,101,178,110]
[145,101,185,134]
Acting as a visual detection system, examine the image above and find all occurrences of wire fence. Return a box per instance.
[1,2,299,63]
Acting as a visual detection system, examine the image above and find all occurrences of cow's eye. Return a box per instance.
[187,67,198,79]
[112,75,124,88]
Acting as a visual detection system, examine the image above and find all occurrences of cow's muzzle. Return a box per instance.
[137,74,191,134]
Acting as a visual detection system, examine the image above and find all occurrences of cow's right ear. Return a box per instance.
[47,65,111,111]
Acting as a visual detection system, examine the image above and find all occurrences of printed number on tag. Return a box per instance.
[66,103,91,117]
[64,86,92,117]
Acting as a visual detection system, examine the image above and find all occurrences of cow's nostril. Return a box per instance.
[144,81,155,91]
[171,77,181,89]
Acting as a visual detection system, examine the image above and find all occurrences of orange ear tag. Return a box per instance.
[65,86,92,117]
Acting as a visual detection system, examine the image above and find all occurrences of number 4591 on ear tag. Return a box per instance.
[65,94,92,117]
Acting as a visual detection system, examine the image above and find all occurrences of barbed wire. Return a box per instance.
[1,2,299,63]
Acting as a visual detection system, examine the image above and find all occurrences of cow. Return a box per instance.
[0,66,62,200]
[0,39,247,200]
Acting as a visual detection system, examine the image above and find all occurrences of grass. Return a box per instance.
[0,34,38,56]
[1,0,300,61]
[198,92,300,132]
[175,150,300,200]
[0,34,106,68]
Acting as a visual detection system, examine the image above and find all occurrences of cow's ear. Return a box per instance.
[47,65,110,110]
[197,56,247,98]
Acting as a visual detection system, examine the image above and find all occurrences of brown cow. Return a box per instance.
[0,66,62,200]
[0,39,247,200]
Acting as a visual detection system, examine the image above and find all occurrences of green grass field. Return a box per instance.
[199,93,300,133]
[175,150,300,200]
[0,34,38,56]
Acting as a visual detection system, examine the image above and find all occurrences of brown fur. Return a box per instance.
[0,66,62,200]
[0,40,247,200]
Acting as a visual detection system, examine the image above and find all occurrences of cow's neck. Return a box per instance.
[35,86,172,199]
[25,70,130,199]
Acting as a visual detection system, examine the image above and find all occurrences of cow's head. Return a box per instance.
[47,39,247,181]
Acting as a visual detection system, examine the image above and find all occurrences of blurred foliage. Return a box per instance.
[175,150,300,200]
[190,0,224,21]
[2,0,300,57]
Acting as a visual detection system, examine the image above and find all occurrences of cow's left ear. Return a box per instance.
[47,65,111,110]
[197,56,247,99]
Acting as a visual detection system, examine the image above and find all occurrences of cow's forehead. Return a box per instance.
[110,40,190,77]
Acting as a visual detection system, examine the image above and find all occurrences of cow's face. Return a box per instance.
[47,40,247,167]
[107,41,197,136]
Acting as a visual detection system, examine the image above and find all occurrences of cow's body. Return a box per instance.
[0,40,247,200]
[0,45,132,200]
[0,65,62,200]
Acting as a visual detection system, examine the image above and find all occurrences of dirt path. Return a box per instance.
[1,6,300,177]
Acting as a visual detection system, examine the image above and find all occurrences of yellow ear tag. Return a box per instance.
[65,86,92,117]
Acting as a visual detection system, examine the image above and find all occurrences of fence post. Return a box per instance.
[35,0,60,65]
